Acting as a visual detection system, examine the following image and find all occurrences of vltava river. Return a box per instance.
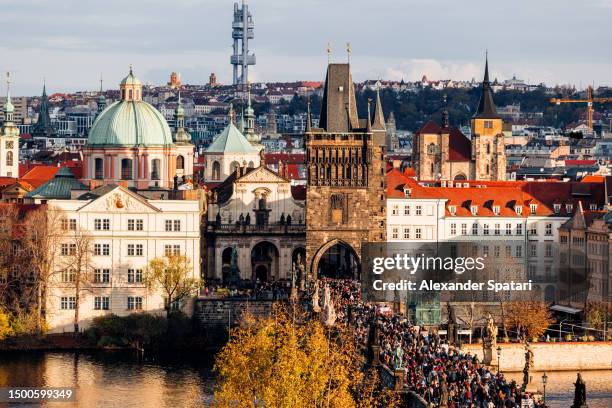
[0,350,215,407]
[0,351,611,407]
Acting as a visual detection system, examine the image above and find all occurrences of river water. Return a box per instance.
[0,351,611,407]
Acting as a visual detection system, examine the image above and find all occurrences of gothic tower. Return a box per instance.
[471,55,506,180]
[0,73,19,177]
[31,82,56,139]
[305,63,387,280]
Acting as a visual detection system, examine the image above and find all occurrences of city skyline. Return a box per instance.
[0,0,611,94]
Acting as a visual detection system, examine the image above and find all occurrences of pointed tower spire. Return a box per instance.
[96,73,106,116]
[306,100,312,132]
[3,72,14,123]
[474,51,499,119]
[372,85,386,131]
[174,91,191,144]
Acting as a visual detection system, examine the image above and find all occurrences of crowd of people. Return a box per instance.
[317,278,547,408]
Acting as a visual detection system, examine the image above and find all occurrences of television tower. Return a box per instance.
[231,0,255,86]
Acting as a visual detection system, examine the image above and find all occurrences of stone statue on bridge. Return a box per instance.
[572,373,588,408]
[311,280,321,313]
[392,344,404,370]
[321,284,336,326]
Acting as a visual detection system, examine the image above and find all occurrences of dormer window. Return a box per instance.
[566,204,573,213]
[403,187,411,197]
[515,206,523,215]
[530,204,537,215]
[553,204,561,214]
[441,180,447,187]
[492,205,500,216]
[470,205,478,215]
[449,205,457,216]
[463,183,469,188]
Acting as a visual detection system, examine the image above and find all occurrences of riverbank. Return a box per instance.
[0,333,96,351]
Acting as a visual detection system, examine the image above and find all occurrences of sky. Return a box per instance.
[0,0,610,95]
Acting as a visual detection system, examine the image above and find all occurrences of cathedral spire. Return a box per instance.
[372,85,386,131]
[474,51,499,119]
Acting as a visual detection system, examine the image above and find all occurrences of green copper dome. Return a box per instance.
[87,100,173,146]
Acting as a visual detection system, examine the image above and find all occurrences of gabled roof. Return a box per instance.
[76,184,161,212]
[25,167,86,199]
[206,122,258,154]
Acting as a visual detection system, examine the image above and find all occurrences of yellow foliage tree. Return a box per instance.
[506,301,555,340]
[213,306,398,408]
[0,308,13,341]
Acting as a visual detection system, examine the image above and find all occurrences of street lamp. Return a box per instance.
[496,346,502,373]
[542,372,548,404]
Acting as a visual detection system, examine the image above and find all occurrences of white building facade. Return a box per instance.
[45,185,201,333]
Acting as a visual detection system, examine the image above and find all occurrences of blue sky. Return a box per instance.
[0,0,610,95]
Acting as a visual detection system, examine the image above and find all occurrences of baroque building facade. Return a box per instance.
[204,118,305,283]
[82,68,194,191]
[412,57,506,181]
[304,63,387,280]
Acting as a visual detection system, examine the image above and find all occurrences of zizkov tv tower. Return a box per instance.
[231,0,255,86]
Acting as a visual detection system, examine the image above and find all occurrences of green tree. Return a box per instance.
[144,254,199,317]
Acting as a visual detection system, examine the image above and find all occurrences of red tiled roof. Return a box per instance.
[447,128,471,162]
[265,153,305,164]
[0,177,16,188]
[581,175,605,183]
[415,120,442,135]
[386,169,605,218]
[565,159,597,166]
[21,166,60,188]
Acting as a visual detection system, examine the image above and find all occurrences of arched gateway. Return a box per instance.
[312,240,360,280]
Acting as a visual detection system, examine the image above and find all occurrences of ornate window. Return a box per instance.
[176,155,185,170]
[5,151,13,166]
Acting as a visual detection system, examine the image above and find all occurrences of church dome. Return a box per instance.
[87,101,173,146]
[87,67,173,147]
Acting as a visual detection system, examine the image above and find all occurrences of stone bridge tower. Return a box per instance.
[304,63,387,280]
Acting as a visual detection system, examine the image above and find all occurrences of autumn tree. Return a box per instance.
[59,229,94,334]
[506,301,555,340]
[21,205,63,334]
[144,254,199,317]
[213,306,399,408]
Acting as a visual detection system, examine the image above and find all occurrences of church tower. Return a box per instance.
[305,63,386,280]
[31,82,56,139]
[0,73,19,178]
[471,55,506,180]
[173,93,195,180]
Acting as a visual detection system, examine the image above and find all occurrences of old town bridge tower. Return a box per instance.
[305,63,387,280]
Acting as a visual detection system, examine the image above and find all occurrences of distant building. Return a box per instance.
[412,57,506,181]
[168,72,181,89]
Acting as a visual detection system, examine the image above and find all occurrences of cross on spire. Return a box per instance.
[327,42,332,65]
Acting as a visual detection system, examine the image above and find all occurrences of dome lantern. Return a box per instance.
[120,65,143,102]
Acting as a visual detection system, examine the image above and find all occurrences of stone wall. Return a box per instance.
[193,299,278,346]
[462,341,612,371]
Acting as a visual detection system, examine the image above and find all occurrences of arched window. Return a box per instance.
[230,161,240,174]
[121,89,126,99]
[212,161,221,180]
[94,158,104,179]
[151,159,161,180]
[128,89,133,100]
[6,151,13,166]
[486,143,491,155]
[176,155,185,170]
[486,164,490,175]
[258,195,267,210]
[121,158,133,180]
[427,143,437,155]
[248,161,254,168]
